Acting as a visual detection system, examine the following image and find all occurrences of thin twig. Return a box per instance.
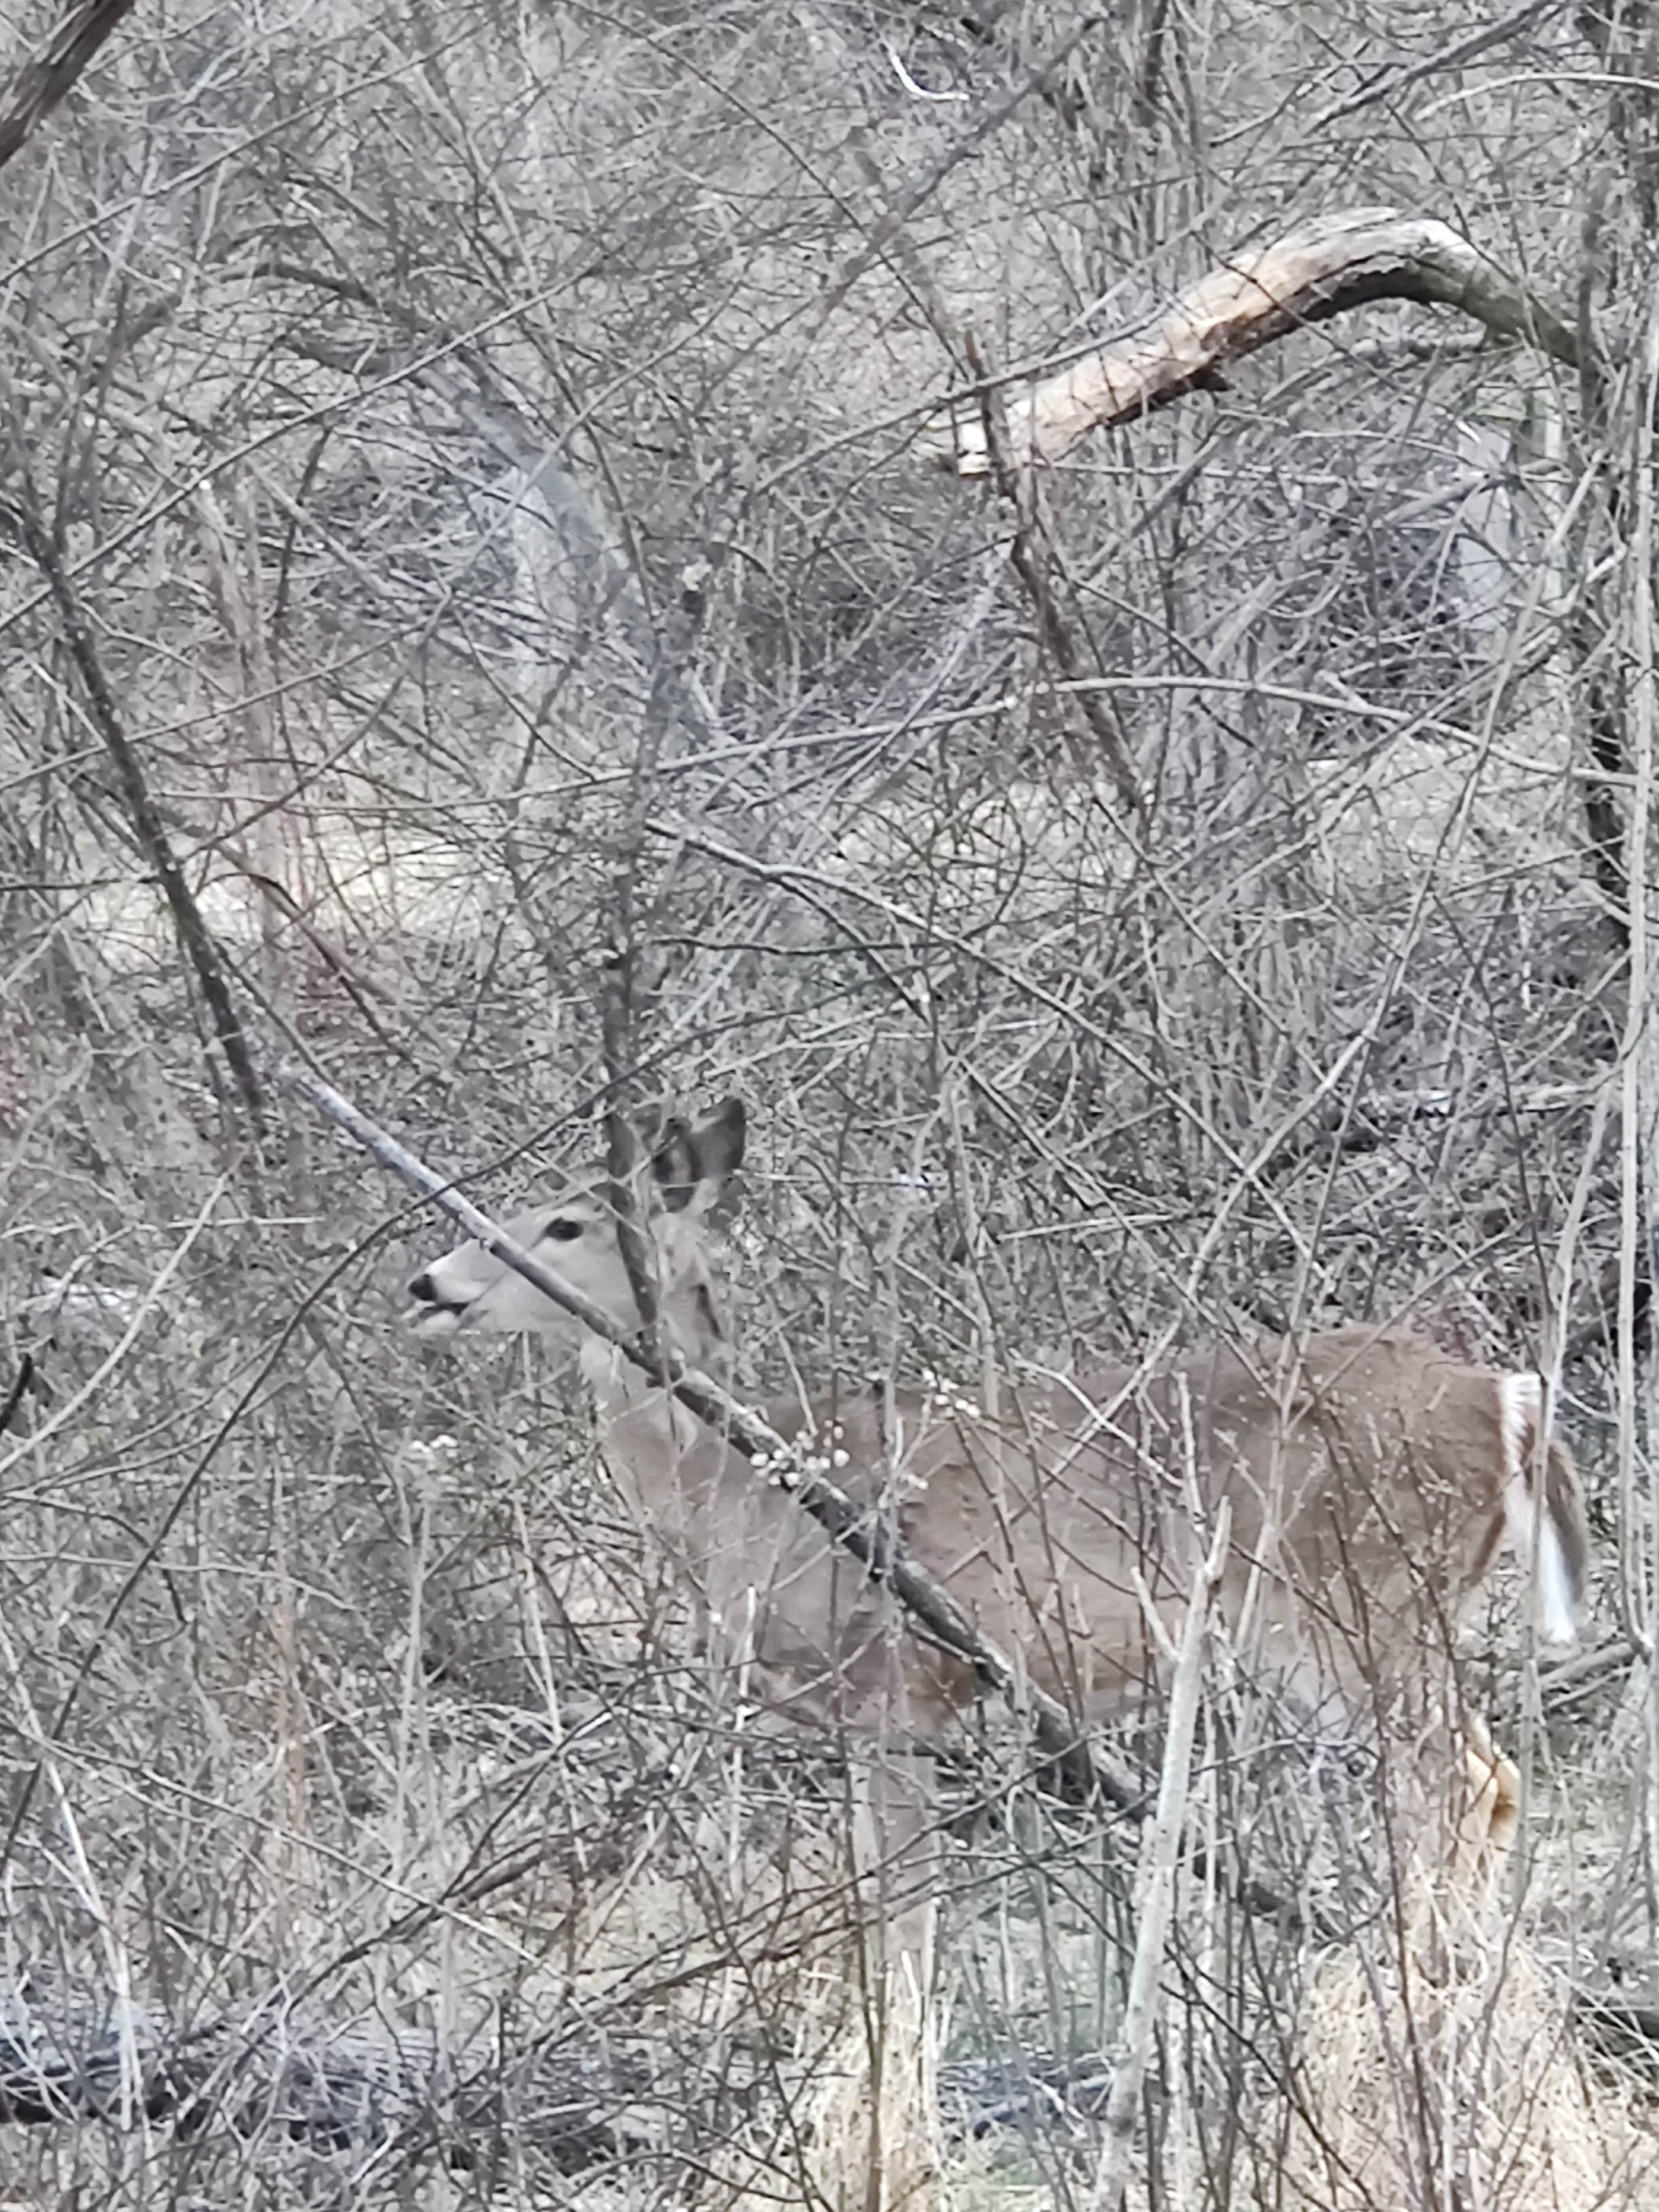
[0,489,264,1128]
[598,950,663,1353]
[592,560,712,1345]
[966,330,1143,817]
[1090,1498,1230,2212]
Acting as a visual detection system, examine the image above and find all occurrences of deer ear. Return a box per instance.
[649,1117,700,1210]
[651,1101,745,1214]
[690,1099,746,1187]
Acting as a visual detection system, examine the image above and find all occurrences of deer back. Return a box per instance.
[594,1326,1530,1741]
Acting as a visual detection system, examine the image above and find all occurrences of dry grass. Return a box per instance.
[1284,1931,1652,2212]
[730,1962,947,2212]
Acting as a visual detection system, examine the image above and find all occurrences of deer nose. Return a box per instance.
[408,1272,436,1303]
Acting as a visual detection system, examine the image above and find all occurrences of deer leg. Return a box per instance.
[1452,1711,1519,1908]
[818,1744,942,2212]
[1393,1707,1517,1984]
[849,1744,940,2001]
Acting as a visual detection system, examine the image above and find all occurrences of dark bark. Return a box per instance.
[0,0,134,174]
[1,493,265,1128]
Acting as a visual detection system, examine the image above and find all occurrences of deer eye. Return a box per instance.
[542,1218,583,1244]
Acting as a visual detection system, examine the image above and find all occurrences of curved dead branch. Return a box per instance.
[926,207,1585,475]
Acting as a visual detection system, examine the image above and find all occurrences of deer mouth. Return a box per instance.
[405,1275,471,1338]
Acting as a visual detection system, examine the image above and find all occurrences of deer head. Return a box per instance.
[404,1099,746,1345]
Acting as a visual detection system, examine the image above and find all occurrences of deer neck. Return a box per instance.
[578,1281,729,1431]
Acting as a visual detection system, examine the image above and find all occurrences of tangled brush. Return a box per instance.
[1283,1917,1647,2211]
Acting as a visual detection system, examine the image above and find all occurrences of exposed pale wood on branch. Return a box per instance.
[926,208,1584,475]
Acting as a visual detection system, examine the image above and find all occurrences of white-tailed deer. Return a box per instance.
[405,1097,1586,1972]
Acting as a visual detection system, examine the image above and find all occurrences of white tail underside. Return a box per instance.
[1499,1373,1576,1647]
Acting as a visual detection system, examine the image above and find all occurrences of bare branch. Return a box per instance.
[0,491,265,1129]
[926,207,1584,475]
[0,1359,32,1443]
[599,949,664,1356]
[0,0,134,176]
[1091,1502,1230,2212]
[1298,0,1557,134]
[965,331,1142,816]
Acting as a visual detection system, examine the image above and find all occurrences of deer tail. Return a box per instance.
[1498,1373,1588,1647]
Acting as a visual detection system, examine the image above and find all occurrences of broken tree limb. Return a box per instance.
[0,1978,661,2168]
[0,1969,1647,2168]
[0,1967,1053,2165]
[925,208,1586,475]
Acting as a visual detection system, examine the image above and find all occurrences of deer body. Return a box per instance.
[407,1090,1589,1990]
[577,1309,1582,1748]
[406,1097,1585,1802]
[406,1099,1588,2212]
